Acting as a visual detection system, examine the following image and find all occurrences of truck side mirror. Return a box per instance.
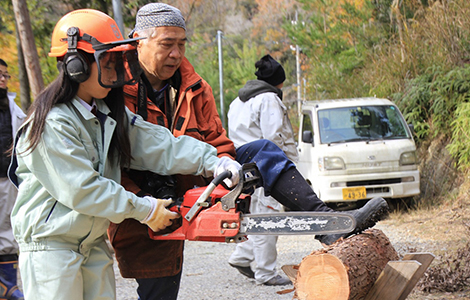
[408,123,414,135]
[302,130,314,144]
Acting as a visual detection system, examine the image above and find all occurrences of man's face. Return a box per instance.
[0,64,9,90]
[136,26,186,83]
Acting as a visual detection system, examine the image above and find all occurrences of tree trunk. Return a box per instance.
[12,0,44,99]
[14,20,31,112]
[293,229,399,300]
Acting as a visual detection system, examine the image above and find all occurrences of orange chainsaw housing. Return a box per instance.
[148,185,251,243]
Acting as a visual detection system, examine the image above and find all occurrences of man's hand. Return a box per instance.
[141,197,181,232]
[215,156,241,188]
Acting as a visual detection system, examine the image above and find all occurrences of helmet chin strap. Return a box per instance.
[81,33,103,48]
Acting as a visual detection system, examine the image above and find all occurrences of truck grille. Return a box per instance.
[366,187,390,194]
[346,178,401,187]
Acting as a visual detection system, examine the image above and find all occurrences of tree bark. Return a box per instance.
[14,19,31,112]
[12,0,44,99]
[293,229,399,300]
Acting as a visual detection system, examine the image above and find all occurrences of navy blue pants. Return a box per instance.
[235,139,295,195]
[136,139,294,300]
[136,271,181,300]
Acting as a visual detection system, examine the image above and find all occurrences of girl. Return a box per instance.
[9,9,239,300]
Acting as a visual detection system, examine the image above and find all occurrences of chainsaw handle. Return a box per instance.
[184,170,232,222]
[212,170,232,187]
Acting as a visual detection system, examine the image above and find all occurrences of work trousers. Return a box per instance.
[235,139,295,195]
[136,271,182,300]
[0,177,19,255]
[19,237,114,300]
[229,188,281,284]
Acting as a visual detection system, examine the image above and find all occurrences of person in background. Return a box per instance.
[227,54,295,286]
[9,9,239,300]
[109,3,390,300]
[0,58,25,300]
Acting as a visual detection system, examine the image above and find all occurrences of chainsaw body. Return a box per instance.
[149,163,259,243]
[148,163,356,243]
[149,185,250,243]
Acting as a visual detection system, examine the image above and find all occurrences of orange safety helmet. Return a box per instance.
[49,9,134,57]
[49,9,143,87]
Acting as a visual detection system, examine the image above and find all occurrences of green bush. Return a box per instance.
[392,65,470,169]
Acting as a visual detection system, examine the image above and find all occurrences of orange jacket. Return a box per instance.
[108,57,235,278]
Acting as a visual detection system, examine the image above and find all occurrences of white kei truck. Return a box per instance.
[296,97,420,209]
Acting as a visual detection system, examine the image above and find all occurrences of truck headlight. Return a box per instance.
[400,151,417,166]
[318,157,345,171]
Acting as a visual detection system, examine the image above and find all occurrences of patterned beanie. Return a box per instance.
[254,54,286,87]
[129,3,186,37]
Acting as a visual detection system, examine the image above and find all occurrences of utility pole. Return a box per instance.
[112,0,125,35]
[295,11,302,117]
[296,44,301,117]
[217,30,225,128]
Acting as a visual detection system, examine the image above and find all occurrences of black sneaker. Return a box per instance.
[316,197,390,245]
[263,275,292,286]
[229,263,255,279]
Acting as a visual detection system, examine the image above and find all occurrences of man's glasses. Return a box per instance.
[0,73,11,80]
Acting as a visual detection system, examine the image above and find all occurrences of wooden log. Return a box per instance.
[292,228,399,300]
[295,253,349,300]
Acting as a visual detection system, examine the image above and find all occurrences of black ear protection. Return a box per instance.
[64,27,90,83]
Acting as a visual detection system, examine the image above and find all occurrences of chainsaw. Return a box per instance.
[148,163,356,243]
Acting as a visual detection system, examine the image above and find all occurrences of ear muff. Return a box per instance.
[64,26,91,83]
[64,52,90,83]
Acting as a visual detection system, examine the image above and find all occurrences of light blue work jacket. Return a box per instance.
[11,98,218,251]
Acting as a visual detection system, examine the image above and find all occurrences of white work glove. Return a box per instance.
[214,156,241,188]
[141,197,180,232]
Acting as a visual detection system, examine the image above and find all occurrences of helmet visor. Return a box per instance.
[94,48,142,88]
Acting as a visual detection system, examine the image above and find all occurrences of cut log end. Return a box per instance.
[295,254,349,300]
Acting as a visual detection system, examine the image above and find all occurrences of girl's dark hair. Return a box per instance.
[22,52,132,168]
[102,87,132,167]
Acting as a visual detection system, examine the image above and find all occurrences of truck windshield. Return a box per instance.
[318,105,411,144]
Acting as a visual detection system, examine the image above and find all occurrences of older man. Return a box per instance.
[108,3,390,300]
[107,4,236,299]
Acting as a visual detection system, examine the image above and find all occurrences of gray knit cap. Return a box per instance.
[129,3,186,37]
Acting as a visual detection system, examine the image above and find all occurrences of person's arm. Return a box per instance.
[17,116,152,224]
[126,108,219,178]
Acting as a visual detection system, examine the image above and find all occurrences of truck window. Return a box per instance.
[301,113,314,144]
[317,105,410,144]
[302,113,313,132]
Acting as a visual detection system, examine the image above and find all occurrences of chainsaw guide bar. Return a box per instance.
[240,212,356,235]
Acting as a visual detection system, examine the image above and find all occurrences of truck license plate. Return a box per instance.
[342,187,366,201]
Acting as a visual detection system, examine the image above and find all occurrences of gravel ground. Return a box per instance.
[114,214,470,300]
[114,234,321,300]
